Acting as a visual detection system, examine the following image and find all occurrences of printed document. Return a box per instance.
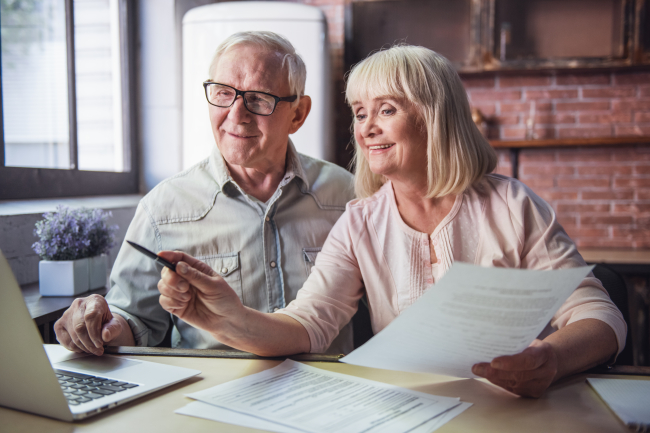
[341,263,593,378]
[182,359,469,433]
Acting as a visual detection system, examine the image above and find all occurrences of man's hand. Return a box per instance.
[54,294,133,355]
[471,339,558,398]
[157,251,245,336]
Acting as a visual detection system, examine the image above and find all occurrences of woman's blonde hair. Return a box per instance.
[346,45,496,199]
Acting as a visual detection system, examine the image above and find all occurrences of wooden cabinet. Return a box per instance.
[345,0,650,72]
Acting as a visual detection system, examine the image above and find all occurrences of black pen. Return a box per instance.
[126,240,177,272]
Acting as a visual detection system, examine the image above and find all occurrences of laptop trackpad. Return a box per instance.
[55,356,141,374]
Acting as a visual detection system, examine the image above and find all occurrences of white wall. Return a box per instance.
[139,0,184,190]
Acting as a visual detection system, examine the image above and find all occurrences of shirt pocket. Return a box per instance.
[302,247,322,278]
[199,252,243,301]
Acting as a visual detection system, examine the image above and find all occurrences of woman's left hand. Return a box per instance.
[472,339,558,398]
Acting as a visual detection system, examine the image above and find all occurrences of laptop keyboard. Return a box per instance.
[55,369,139,406]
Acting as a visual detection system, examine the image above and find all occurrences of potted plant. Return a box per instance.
[32,206,118,296]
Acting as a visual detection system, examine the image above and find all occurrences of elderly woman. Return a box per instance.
[157,46,626,398]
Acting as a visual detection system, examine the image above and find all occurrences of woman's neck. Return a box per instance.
[391,180,456,236]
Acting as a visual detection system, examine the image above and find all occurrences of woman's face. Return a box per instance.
[352,96,429,185]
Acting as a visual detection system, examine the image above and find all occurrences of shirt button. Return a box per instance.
[265,216,270,222]
[270,261,276,268]
[273,307,279,312]
[221,267,228,274]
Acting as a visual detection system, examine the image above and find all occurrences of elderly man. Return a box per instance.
[54,31,354,355]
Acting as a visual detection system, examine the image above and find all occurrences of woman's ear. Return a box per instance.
[288,95,312,134]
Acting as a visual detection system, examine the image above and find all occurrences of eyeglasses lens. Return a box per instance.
[206,84,275,115]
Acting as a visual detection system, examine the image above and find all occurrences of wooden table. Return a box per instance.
[0,355,648,432]
[21,282,108,344]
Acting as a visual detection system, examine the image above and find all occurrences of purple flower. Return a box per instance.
[32,206,118,261]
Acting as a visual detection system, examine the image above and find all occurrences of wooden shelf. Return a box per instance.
[490,136,650,149]
[580,249,650,265]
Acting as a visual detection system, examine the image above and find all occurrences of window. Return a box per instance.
[0,0,137,199]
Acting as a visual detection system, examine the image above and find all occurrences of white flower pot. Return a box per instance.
[39,258,90,297]
[88,254,108,290]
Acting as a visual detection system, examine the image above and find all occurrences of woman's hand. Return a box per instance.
[471,339,558,398]
[157,251,245,337]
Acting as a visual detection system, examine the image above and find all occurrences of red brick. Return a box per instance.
[612,227,650,238]
[523,177,555,189]
[634,165,650,175]
[501,102,552,113]
[613,203,650,213]
[581,215,634,225]
[638,190,650,200]
[615,126,650,136]
[461,76,496,88]
[519,149,556,163]
[469,90,522,101]
[578,112,632,124]
[535,113,576,124]
[499,75,552,87]
[556,151,612,163]
[532,127,556,139]
[613,149,650,161]
[526,89,578,100]
[556,177,610,188]
[565,227,610,238]
[582,87,636,98]
[635,112,650,123]
[520,165,575,176]
[641,87,650,98]
[501,127,526,139]
[558,126,613,138]
[556,101,610,111]
[493,165,513,177]
[612,100,650,111]
[556,73,611,86]
[613,177,650,188]
[577,165,633,176]
[493,115,520,126]
[614,72,650,85]
[471,103,496,116]
[557,203,611,213]
[577,239,636,248]
[582,190,635,200]
[535,190,579,201]
[557,215,578,226]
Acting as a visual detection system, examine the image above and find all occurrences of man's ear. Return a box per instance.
[288,95,312,134]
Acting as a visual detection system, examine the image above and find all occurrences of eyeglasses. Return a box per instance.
[203,81,297,116]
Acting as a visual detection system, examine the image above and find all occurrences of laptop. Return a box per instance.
[0,250,201,421]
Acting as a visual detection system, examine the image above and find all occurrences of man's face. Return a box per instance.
[209,45,304,173]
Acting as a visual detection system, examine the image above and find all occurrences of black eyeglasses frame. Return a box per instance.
[203,81,297,116]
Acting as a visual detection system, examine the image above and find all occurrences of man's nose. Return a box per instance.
[227,95,251,122]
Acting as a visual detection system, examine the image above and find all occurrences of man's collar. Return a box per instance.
[208,139,310,195]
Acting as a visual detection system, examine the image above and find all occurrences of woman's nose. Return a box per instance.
[359,116,380,138]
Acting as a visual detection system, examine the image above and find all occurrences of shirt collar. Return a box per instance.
[208,138,310,195]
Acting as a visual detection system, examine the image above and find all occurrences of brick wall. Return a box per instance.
[296,0,650,250]
[462,72,650,140]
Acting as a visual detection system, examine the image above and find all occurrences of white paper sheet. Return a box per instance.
[341,263,593,378]
[184,359,466,433]
[587,378,650,429]
[177,400,472,433]
[43,344,91,364]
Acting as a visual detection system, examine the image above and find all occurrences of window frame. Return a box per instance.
[0,0,139,200]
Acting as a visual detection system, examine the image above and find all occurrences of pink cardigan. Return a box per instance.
[278,174,627,354]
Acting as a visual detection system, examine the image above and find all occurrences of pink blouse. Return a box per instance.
[278,174,627,355]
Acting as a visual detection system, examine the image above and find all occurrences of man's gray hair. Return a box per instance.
[208,31,307,102]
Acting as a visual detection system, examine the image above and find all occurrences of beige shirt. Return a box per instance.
[279,174,627,354]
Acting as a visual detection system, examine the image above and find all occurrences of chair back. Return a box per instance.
[592,264,634,366]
